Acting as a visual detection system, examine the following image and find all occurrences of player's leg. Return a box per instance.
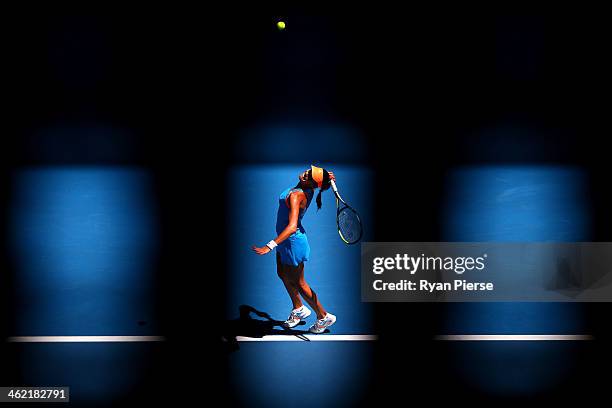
[277,253,311,328]
[293,263,327,319]
[294,264,337,333]
[276,253,302,310]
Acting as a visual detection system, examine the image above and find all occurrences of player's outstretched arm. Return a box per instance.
[252,192,303,255]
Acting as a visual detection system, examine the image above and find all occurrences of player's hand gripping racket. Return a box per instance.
[330,180,363,245]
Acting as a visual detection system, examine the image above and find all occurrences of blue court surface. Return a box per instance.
[226,164,373,335]
[438,165,594,396]
[222,164,605,405]
[9,167,160,336]
[3,166,166,405]
[2,341,167,404]
[225,164,375,406]
[3,164,606,405]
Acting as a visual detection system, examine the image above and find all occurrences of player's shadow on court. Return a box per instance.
[222,305,313,353]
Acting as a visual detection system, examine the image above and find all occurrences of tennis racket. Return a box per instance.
[330,180,363,245]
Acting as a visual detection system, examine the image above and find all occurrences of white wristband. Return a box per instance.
[266,240,278,250]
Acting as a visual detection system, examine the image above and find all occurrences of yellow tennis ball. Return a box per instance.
[277,21,286,31]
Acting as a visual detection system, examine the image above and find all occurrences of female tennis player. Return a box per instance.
[252,165,337,333]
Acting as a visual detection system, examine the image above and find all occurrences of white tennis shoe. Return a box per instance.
[282,306,312,328]
[308,313,337,334]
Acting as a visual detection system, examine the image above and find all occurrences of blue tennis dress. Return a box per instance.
[276,187,314,266]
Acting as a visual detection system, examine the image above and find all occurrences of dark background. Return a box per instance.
[2,9,611,406]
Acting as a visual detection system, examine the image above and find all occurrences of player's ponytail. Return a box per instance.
[315,169,331,211]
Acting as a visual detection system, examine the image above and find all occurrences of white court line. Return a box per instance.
[236,334,594,342]
[235,334,378,342]
[435,334,594,341]
[6,336,166,343]
[5,334,594,342]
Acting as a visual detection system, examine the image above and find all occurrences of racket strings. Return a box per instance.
[338,208,362,243]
